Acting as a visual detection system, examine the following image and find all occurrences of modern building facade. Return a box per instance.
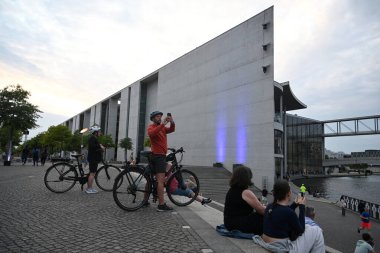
[286,114,324,175]
[62,7,308,190]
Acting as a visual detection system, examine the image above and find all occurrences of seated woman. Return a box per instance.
[223,166,265,235]
[258,180,325,253]
[166,173,211,205]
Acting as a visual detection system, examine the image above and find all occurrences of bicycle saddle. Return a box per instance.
[140,151,152,157]
[71,154,83,158]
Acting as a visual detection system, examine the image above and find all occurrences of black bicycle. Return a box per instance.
[44,154,121,193]
[112,147,200,211]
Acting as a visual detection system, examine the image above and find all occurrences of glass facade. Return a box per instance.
[286,114,324,175]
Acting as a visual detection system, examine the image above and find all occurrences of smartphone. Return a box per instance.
[167,113,172,117]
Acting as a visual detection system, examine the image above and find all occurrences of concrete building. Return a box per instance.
[62,7,307,190]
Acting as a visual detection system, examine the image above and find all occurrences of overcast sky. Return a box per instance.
[1,0,379,153]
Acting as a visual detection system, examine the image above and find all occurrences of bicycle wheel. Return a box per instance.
[95,165,121,191]
[166,169,199,206]
[44,162,78,193]
[113,166,151,211]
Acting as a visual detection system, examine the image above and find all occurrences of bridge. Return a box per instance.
[322,157,380,167]
[288,115,380,137]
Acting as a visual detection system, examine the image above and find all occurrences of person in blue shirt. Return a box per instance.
[358,206,372,233]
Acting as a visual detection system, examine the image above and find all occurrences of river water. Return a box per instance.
[293,175,380,204]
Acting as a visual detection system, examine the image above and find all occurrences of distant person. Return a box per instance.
[339,196,346,216]
[300,184,307,197]
[253,180,325,253]
[354,233,375,253]
[32,147,40,166]
[223,166,265,234]
[261,188,268,205]
[86,125,104,194]
[40,148,48,166]
[21,146,29,165]
[358,206,371,233]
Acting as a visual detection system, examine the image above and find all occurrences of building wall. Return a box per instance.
[63,7,275,189]
[155,7,274,189]
[117,87,130,161]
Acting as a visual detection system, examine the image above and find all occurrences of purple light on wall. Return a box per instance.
[216,117,226,162]
[236,118,246,164]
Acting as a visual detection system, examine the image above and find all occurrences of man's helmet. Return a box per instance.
[150,111,163,121]
[89,125,101,134]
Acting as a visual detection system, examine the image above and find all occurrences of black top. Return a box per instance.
[87,135,102,163]
[263,202,305,241]
[224,187,252,218]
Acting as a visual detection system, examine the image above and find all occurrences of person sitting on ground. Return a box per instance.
[223,166,265,235]
[255,180,325,253]
[166,171,211,205]
[305,206,321,229]
[354,233,375,253]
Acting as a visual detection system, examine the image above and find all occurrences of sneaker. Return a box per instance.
[201,198,212,205]
[157,203,173,212]
[85,188,98,194]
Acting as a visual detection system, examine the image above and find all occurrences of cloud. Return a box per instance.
[0,0,379,153]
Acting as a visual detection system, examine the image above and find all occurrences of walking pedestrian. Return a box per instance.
[340,196,346,216]
[32,147,40,166]
[147,111,175,212]
[40,148,48,166]
[21,145,29,165]
[85,125,104,194]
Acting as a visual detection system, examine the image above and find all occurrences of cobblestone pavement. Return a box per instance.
[0,164,210,253]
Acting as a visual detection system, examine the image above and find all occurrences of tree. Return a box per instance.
[144,137,151,148]
[0,85,42,165]
[0,126,23,153]
[43,125,72,156]
[98,134,114,161]
[28,132,46,149]
[119,137,133,161]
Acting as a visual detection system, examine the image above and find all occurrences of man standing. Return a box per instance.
[148,111,175,211]
[86,125,104,194]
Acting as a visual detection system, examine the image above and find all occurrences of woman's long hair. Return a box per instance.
[229,166,253,189]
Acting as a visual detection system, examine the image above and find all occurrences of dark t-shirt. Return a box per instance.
[87,135,102,163]
[263,203,305,241]
[224,187,263,234]
[224,187,253,218]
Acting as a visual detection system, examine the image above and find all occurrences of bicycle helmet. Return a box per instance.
[150,111,163,121]
[89,125,101,134]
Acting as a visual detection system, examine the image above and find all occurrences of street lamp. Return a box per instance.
[79,128,88,153]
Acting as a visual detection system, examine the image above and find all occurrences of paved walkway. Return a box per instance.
[0,164,218,252]
[2,163,379,252]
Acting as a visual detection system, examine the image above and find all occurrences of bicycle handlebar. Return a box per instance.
[168,147,184,154]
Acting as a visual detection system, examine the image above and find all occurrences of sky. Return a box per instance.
[1,0,379,153]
